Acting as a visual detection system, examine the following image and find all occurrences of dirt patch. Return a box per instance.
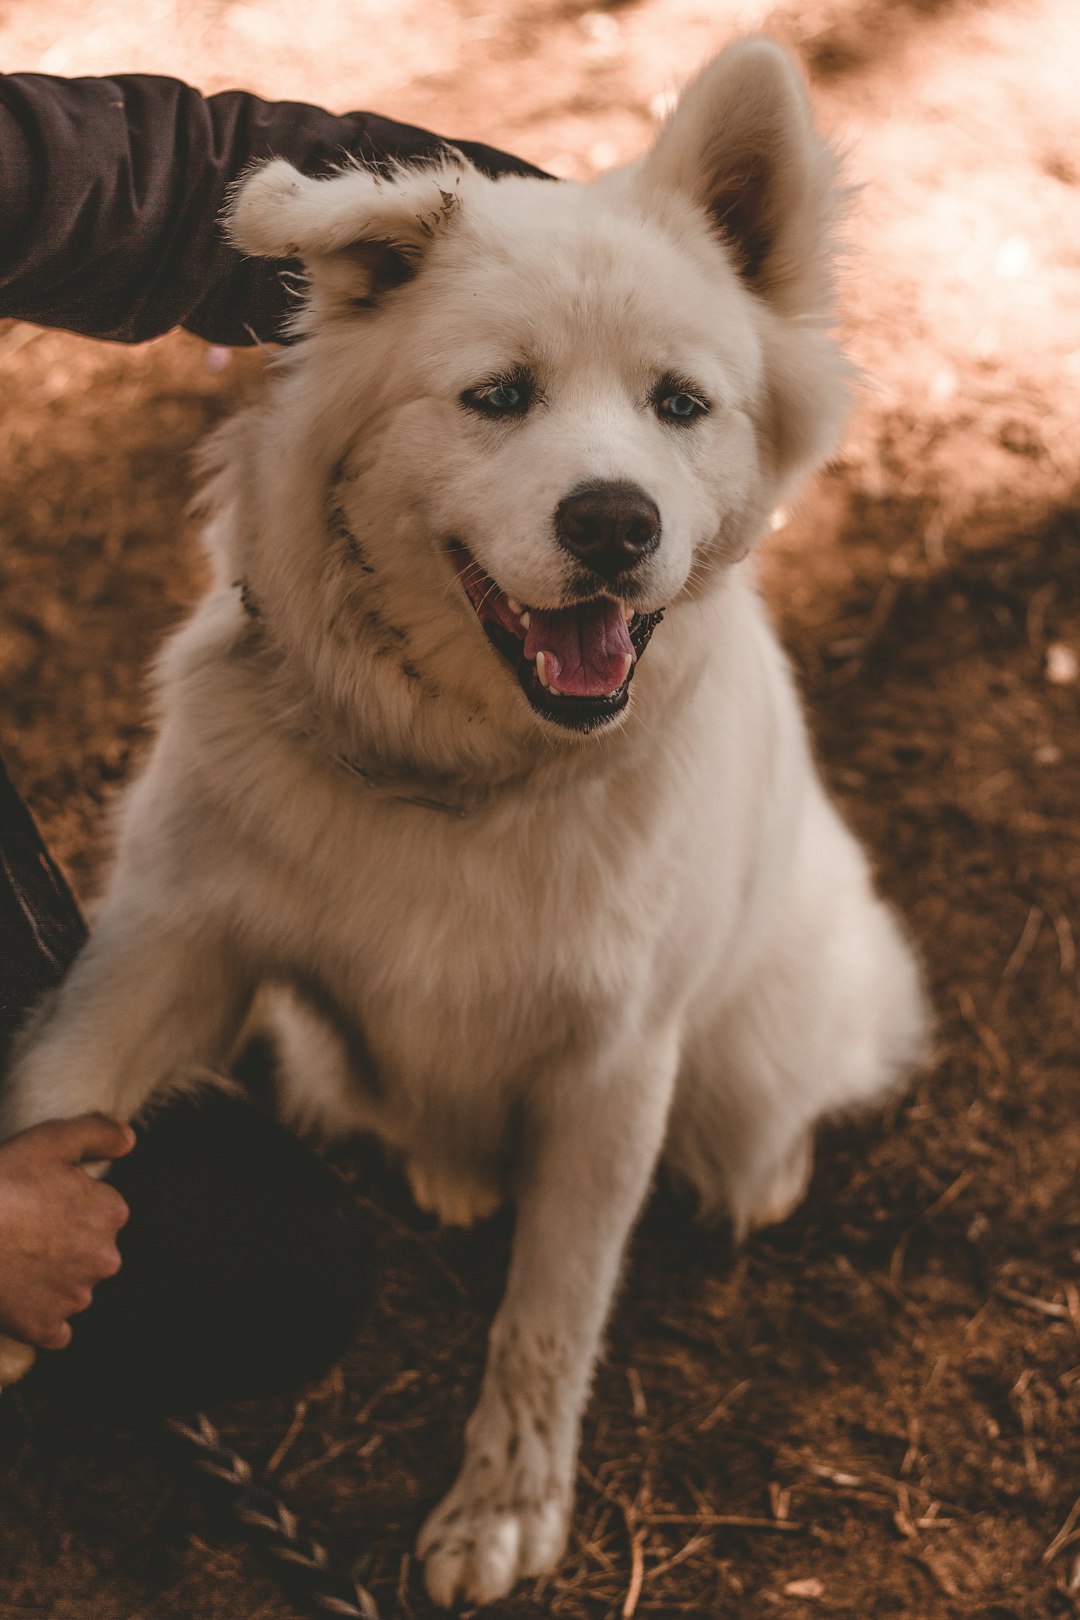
[1,0,1078,1616]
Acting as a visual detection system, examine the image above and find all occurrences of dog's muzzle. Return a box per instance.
[554,481,662,585]
[450,544,664,734]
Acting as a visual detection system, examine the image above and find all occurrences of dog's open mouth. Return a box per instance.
[450,545,664,732]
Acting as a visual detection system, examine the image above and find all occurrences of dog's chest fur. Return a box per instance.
[159,577,787,1156]
[262,763,679,1163]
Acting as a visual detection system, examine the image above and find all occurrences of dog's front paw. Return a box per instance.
[418,1471,570,1607]
[0,1334,36,1387]
[418,1328,577,1604]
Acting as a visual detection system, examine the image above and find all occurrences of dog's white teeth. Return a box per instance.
[602,654,633,695]
[623,606,633,623]
[519,610,531,630]
[507,597,523,615]
[535,651,551,690]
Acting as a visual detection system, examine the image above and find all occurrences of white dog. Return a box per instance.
[0,38,929,1606]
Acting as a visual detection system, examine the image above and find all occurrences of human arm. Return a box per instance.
[0,72,550,345]
[0,760,130,1359]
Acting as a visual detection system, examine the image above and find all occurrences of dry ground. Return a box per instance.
[1,0,1078,1616]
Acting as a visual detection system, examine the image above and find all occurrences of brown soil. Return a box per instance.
[1,1,1078,1617]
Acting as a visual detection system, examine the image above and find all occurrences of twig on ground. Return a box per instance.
[893,1480,918,1540]
[1010,1368,1044,1491]
[1044,1497,1080,1566]
[396,1553,417,1619]
[769,1482,792,1522]
[1049,909,1076,976]
[647,1514,802,1534]
[996,1285,1073,1320]
[905,1549,960,1597]
[956,988,1011,1078]
[618,1491,645,1620]
[571,1514,618,1574]
[266,1397,310,1476]
[1065,1281,1080,1341]
[646,1532,712,1581]
[695,1378,752,1435]
[828,577,902,684]
[626,1365,648,1423]
[890,1169,974,1283]
[281,1375,417,1491]
[167,1412,382,1619]
[998,904,1044,987]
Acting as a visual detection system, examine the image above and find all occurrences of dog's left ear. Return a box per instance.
[636,38,841,318]
[226,156,468,316]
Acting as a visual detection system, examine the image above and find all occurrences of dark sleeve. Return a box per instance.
[0,73,551,346]
[0,755,86,1072]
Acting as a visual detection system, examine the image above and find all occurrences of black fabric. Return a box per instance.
[0,756,87,1074]
[38,1091,376,1412]
[0,755,375,1409]
[0,73,551,345]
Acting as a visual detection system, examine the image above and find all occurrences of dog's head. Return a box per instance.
[228,39,847,751]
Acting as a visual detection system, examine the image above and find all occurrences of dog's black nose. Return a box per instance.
[555,482,661,580]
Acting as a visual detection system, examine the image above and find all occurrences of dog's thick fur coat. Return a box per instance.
[0,40,929,1606]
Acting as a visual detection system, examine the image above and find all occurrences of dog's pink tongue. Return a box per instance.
[524,598,633,696]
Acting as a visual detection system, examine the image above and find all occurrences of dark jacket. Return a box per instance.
[0,73,548,346]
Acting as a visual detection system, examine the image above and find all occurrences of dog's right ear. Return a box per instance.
[226,157,468,314]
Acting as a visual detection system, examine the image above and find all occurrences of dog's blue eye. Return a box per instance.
[463,378,533,417]
[658,391,708,422]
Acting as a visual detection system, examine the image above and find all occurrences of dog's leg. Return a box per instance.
[417,1029,679,1607]
[665,1037,818,1240]
[1,903,250,1139]
[0,900,251,1383]
[666,806,929,1237]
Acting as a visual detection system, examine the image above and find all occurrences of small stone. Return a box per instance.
[784,1576,825,1599]
[1045,643,1079,685]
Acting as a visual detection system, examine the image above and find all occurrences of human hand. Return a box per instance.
[0,1114,134,1350]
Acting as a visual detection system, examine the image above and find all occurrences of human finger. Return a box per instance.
[38,1113,136,1164]
[90,1181,130,1232]
[85,1237,124,1283]
[36,1319,73,1351]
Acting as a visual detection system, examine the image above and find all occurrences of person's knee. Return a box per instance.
[38,1091,376,1411]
